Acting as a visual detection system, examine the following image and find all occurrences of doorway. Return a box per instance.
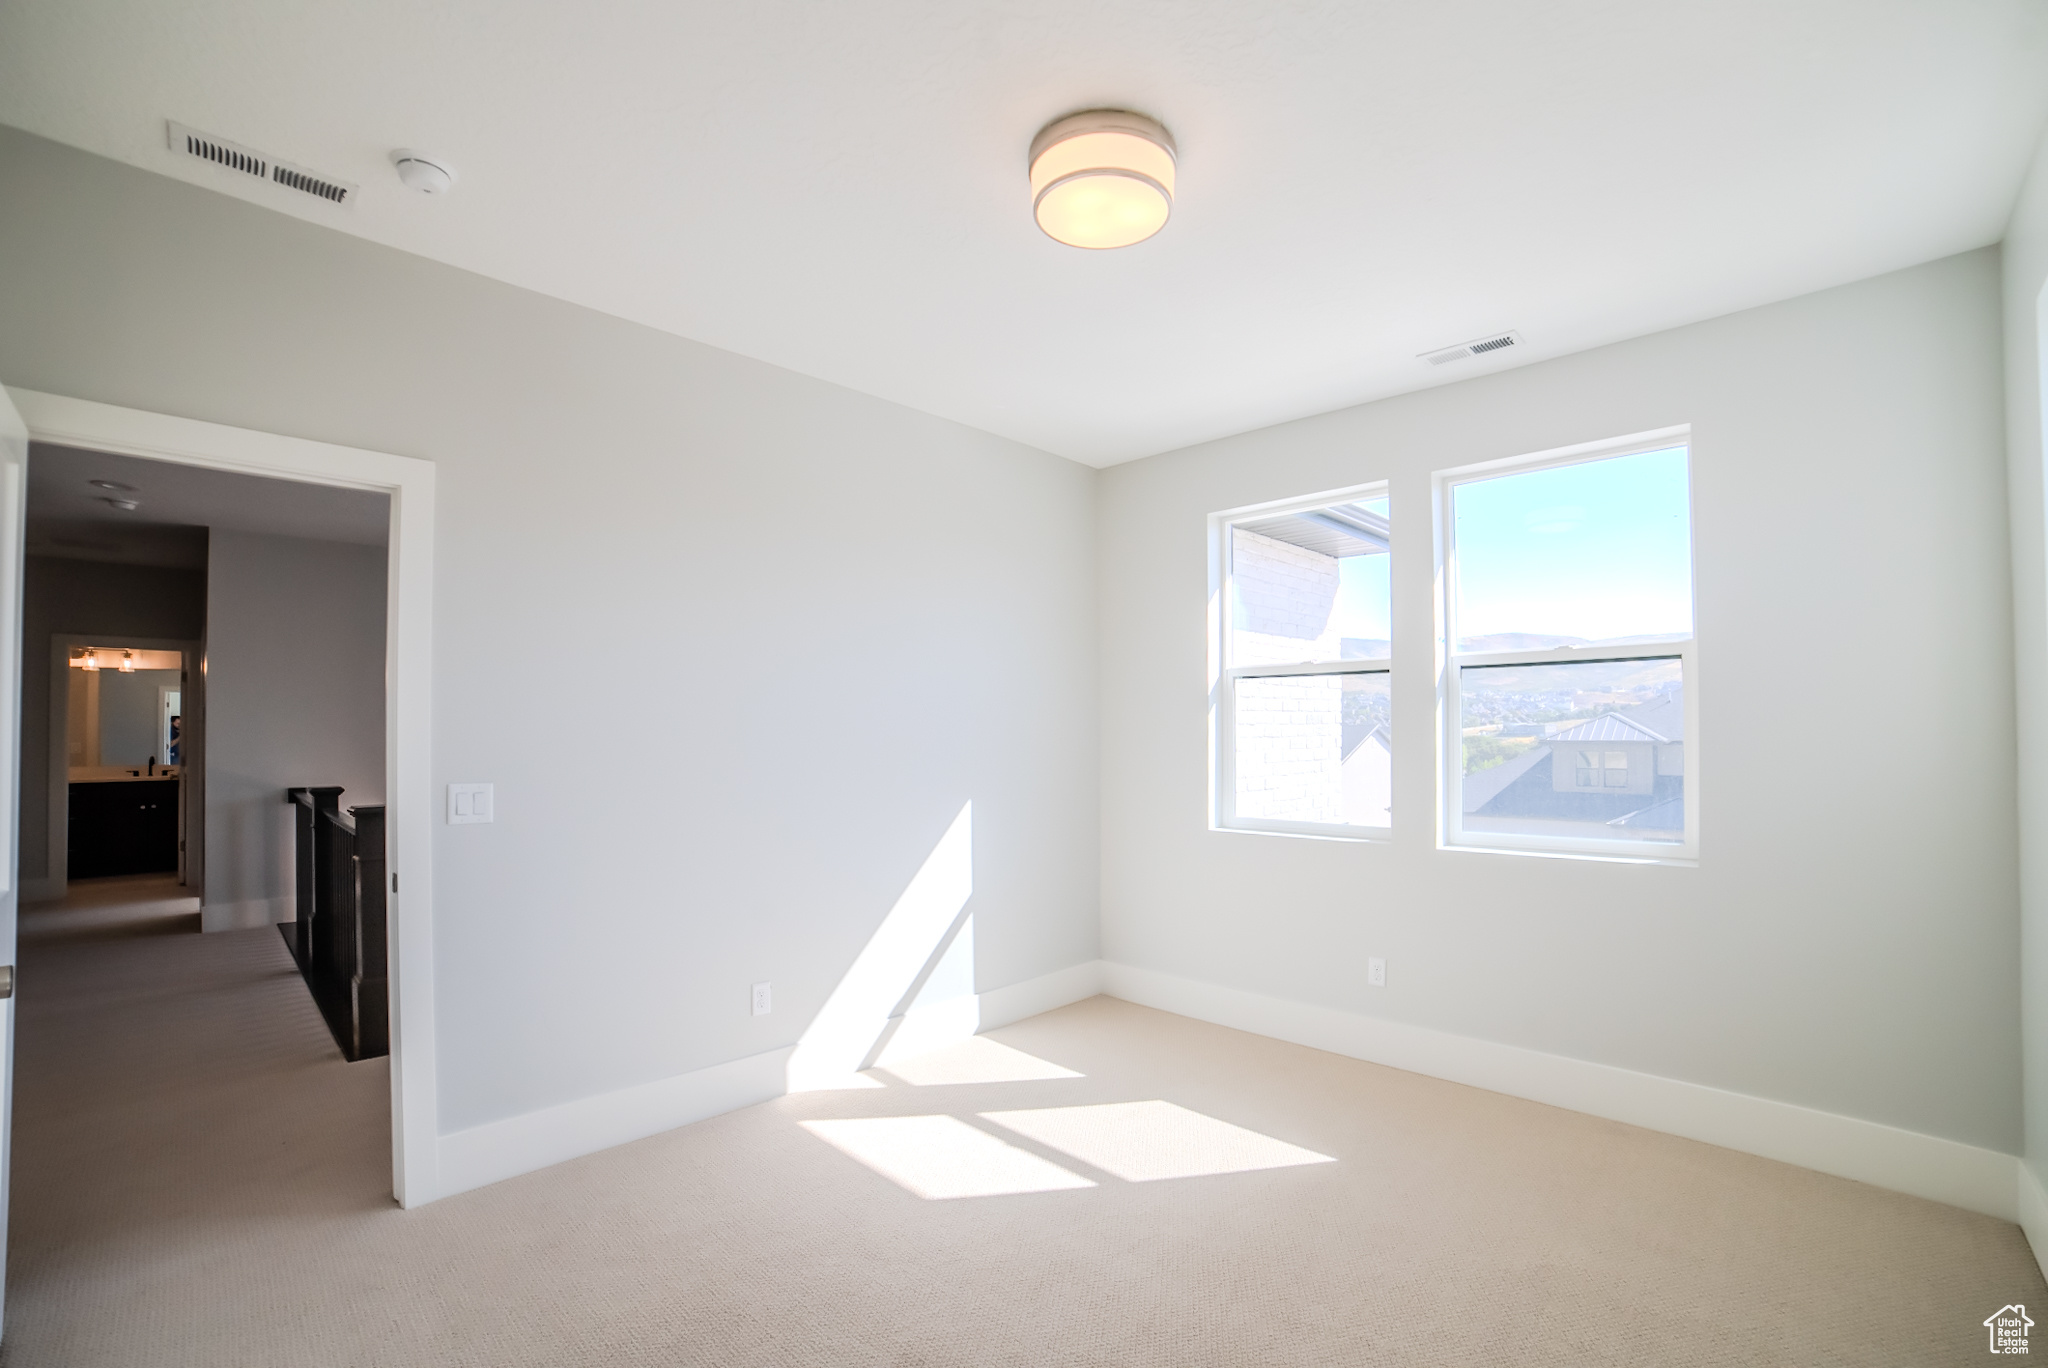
[3,387,438,1210]
[55,639,197,882]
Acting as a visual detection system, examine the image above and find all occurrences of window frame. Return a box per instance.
[1434,426,1700,863]
[1210,480,1393,842]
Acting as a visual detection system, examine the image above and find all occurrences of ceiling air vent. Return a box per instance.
[166,121,358,207]
[1420,330,1524,366]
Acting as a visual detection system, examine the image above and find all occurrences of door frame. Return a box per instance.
[10,389,439,1208]
[43,634,202,898]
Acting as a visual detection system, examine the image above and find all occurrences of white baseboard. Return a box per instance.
[436,1045,796,1201]
[429,960,1108,1202]
[2019,1162,2048,1279]
[1097,961,2021,1221]
[868,961,1109,1069]
[423,958,2013,1223]
[979,960,1107,1029]
[873,995,981,1068]
[19,876,63,904]
[200,895,290,933]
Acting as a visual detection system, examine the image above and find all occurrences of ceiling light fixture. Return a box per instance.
[391,150,457,194]
[89,479,137,493]
[102,497,140,512]
[1028,110,1175,250]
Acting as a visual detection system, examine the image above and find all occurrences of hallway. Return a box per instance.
[4,877,389,1364]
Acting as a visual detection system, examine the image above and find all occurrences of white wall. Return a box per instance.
[203,529,386,930]
[2002,124,2048,1236]
[1100,248,2020,1154]
[0,126,1099,1143]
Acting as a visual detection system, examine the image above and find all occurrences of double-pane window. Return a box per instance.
[1215,490,1391,837]
[1440,438,1696,858]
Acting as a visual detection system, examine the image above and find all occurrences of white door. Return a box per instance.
[0,384,28,1340]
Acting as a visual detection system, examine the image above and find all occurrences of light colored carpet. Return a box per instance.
[2,876,2040,1366]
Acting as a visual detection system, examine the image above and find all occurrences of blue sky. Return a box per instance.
[1328,498,1392,641]
[1452,447,1692,644]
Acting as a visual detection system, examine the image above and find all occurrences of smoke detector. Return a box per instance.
[1419,331,1523,367]
[391,150,457,194]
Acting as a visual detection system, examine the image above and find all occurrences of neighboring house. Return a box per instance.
[1342,722,1392,827]
[1228,509,1390,827]
[1465,691,1685,838]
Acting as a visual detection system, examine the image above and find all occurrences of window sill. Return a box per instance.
[1437,840,1697,868]
[1211,821,1392,844]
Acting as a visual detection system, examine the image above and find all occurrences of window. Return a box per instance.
[1439,433,1696,859]
[1214,486,1391,838]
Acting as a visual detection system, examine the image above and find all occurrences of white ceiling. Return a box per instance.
[2,1,2045,466]
[28,443,389,567]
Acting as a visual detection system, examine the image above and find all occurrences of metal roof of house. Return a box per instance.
[1551,693,1684,745]
[1463,745,1686,828]
[1549,714,1666,744]
[1609,796,1685,830]
[1235,501,1389,558]
[1461,744,1551,812]
[1342,722,1391,764]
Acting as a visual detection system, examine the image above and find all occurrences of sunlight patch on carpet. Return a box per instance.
[801,1115,1096,1199]
[981,1100,1334,1183]
[878,1037,1083,1087]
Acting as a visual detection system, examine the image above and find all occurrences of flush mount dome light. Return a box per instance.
[1028,110,1175,249]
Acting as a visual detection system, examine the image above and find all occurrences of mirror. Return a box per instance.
[68,647,183,778]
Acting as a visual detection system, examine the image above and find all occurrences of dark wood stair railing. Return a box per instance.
[283,786,389,1062]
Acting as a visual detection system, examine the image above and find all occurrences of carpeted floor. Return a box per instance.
[2,875,2041,1365]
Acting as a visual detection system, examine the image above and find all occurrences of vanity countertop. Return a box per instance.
[69,766,180,784]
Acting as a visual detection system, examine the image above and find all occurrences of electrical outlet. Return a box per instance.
[751,981,772,1016]
[1368,957,1387,988]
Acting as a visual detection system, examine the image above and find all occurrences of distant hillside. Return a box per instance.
[1457,633,1589,652]
[1458,632,1688,652]
[1340,638,1391,658]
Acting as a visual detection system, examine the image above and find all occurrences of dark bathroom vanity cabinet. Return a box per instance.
[68,776,180,878]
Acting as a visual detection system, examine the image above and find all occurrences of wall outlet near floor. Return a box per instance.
[447,782,493,824]
[1368,957,1387,988]
[751,981,772,1016]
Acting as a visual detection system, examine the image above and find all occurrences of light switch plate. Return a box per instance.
[448,782,493,824]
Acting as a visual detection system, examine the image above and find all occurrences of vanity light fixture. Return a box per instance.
[82,649,99,672]
[1028,110,1176,249]
[120,651,135,673]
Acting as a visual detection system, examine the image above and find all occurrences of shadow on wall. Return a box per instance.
[788,802,976,1091]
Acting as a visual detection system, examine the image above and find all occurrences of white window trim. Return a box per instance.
[1433,425,1699,864]
[1210,479,1392,842]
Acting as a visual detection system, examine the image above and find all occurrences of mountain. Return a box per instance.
[1456,633,1589,652]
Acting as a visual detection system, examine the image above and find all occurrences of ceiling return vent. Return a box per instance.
[166,121,358,206]
[1419,330,1524,366]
